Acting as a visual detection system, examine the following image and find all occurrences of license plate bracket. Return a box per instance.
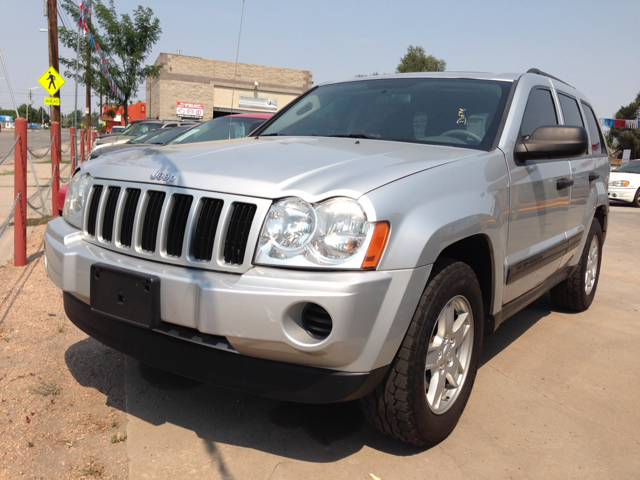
[90,263,161,329]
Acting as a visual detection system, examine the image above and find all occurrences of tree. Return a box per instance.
[396,45,446,73]
[58,0,162,125]
[16,104,49,124]
[62,110,84,129]
[608,92,640,159]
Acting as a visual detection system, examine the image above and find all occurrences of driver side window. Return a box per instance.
[520,88,558,137]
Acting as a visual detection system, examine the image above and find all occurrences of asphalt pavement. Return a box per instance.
[67,203,638,479]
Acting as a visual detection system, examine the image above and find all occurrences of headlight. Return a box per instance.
[609,180,630,187]
[62,171,91,229]
[256,197,388,269]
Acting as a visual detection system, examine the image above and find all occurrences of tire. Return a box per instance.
[360,259,484,447]
[632,188,640,208]
[550,219,603,312]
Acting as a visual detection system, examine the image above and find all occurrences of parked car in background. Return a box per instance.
[168,113,272,145]
[109,125,126,135]
[92,119,200,152]
[89,125,194,160]
[609,160,640,206]
[46,70,609,447]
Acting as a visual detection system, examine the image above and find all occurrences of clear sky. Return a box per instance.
[1,0,639,119]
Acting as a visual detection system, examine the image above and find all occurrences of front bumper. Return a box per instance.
[63,292,387,403]
[607,186,636,202]
[45,217,431,375]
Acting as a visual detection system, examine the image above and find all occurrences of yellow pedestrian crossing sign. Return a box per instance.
[38,67,65,96]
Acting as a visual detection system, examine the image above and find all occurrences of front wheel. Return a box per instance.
[550,219,603,312]
[360,259,484,447]
[632,188,640,208]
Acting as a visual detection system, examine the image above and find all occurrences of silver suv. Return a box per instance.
[45,69,609,447]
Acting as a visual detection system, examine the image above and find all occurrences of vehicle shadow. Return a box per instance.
[65,340,421,463]
[480,292,554,367]
[64,293,557,464]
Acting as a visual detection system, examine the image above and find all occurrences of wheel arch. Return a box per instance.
[436,234,495,335]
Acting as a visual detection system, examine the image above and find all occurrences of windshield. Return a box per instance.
[129,129,165,144]
[259,78,513,150]
[168,116,266,145]
[613,161,640,173]
[146,126,192,144]
[121,122,162,136]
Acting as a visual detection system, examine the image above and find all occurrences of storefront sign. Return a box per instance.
[177,102,204,119]
[238,95,278,111]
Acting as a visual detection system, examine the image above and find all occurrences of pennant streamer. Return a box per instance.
[599,117,640,130]
[78,1,125,101]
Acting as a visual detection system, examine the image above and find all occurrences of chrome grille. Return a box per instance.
[119,189,140,248]
[193,198,224,262]
[82,180,271,274]
[224,203,257,265]
[101,186,120,243]
[141,191,165,252]
[165,194,193,257]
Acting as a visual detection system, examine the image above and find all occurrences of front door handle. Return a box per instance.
[557,178,574,190]
[589,172,600,182]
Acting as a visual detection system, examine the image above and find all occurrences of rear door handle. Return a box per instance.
[589,172,600,182]
[556,178,574,190]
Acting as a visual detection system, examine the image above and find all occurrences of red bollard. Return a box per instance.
[80,129,85,163]
[70,126,76,170]
[87,128,91,152]
[13,118,27,267]
[51,122,61,217]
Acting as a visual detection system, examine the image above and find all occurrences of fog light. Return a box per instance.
[301,303,333,338]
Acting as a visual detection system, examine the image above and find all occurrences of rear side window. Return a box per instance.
[581,103,606,156]
[520,88,558,137]
[558,93,584,127]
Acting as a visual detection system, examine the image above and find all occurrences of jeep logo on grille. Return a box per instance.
[150,170,177,183]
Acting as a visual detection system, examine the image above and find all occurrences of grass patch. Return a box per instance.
[80,458,105,477]
[110,433,127,443]
[8,215,55,227]
[0,170,13,176]
[30,379,61,396]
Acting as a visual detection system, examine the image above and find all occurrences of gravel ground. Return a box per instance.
[0,224,128,480]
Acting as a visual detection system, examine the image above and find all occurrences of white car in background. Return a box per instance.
[609,160,640,207]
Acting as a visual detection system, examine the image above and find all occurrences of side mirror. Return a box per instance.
[515,125,588,161]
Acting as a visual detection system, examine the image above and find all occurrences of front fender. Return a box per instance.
[360,150,510,314]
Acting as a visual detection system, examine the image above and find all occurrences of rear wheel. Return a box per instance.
[360,259,484,447]
[550,219,602,312]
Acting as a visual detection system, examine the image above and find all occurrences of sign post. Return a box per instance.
[622,149,631,163]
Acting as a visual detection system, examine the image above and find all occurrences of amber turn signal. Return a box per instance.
[361,221,390,269]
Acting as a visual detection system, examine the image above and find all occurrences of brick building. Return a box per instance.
[145,53,312,120]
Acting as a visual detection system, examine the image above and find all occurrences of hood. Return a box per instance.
[609,170,639,179]
[95,134,135,146]
[83,137,482,201]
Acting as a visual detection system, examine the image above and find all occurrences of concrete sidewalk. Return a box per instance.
[114,204,640,479]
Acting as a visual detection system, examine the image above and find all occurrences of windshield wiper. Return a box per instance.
[257,133,287,137]
[325,134,373,139]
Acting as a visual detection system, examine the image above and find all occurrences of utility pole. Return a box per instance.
[47,0,60,125]
[86,40,91,145]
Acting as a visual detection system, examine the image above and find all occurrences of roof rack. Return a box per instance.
[526,68,572,88]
